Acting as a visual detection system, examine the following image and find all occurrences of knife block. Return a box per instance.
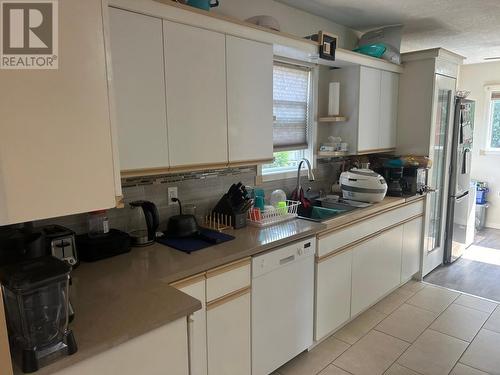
[212,194,247,229]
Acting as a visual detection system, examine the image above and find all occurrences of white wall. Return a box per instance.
[213,0,358,49]
[459,61,500,229]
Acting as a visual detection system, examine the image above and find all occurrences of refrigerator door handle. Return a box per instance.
[456,191,469,203]
[462,148,470,174]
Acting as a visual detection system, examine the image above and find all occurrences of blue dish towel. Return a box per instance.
[157,228,235,254]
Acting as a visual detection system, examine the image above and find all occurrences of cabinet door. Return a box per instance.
[358,67,382,152]
[379,71,399,150]
[53,318,189,375]
[173,278,207,375]
[207,292,251,375]
[163,21,227,168]
[351,226,403,316]
[0,289,13,375]
[315,249,352,341]
[0,0,117,225]
[401,217,423,282]
[226,36,273,163]
[109,8,169,171]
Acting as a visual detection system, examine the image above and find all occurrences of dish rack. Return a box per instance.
[247,200,301,227]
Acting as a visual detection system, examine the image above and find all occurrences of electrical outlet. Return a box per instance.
[168,187,178,205]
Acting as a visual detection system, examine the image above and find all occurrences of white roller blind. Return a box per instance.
[273,62,311,151]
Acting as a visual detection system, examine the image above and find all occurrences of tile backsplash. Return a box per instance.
[35,159,346,234]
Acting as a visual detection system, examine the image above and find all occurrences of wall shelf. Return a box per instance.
[318,116,347,123]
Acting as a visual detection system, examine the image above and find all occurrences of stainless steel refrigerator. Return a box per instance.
[444,97,475,263]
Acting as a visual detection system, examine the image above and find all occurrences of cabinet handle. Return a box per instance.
[280,255,295,265]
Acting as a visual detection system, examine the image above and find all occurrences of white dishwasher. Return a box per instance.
[252,237,315,375]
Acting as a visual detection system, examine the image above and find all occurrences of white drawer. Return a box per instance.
[318,200,424,257]
[206,258,251,302]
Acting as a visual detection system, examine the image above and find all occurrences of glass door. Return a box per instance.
[424,74,456,273]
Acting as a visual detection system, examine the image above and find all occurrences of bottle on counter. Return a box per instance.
[88,210,109,237]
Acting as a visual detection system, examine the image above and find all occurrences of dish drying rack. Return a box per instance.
[247,200,301,227]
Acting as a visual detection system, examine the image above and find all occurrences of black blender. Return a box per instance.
[0,256,77,373]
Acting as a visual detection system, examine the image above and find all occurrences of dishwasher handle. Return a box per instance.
[279,255,295,265]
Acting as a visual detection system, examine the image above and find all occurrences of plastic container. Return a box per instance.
[476,188,489,204]
[476,203,489,230]
[87,210,109,238]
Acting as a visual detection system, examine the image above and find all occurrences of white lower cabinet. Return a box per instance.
[53,318,189,375]
[401,217,424,282]
[172,276,207,375]
[207,291,251,375]
[315,249,352,341]
[351,225,404,316]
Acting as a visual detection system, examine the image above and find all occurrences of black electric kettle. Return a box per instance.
[128,201,159,246]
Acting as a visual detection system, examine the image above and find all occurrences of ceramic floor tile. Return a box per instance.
[334,330,409,375]
[454,294,498,314]
[384,363,421,375]
[483,306,500,333]
[461,329,500,373]
[375,303,438,343]
[450,363,490,375]
[398,280,426,294]
[278,336,350,375]
[406,285,460,313]
[373,290,414,315]
[397,329,468,375]
[430,303,490,342]
[334,308,387,344]
[318,364,352,375]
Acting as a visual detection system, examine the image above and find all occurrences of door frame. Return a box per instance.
[422,73,456,277]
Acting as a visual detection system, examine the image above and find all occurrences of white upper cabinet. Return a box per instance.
[358,67,382,152]
[0,0,119,225]
[329,66,399,155]
[226,36,273,163]
[379,71,399,150]
[163,21,228,168]
[109,8,169,171]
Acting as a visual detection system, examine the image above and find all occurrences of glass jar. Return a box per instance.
[87,210,109,237]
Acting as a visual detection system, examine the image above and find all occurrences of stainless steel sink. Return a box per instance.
[297,197,369,222]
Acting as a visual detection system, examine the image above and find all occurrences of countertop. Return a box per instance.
[16,195,425,374]
[21,219,325,375]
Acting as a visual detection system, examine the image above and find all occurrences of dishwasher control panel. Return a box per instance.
[252,237,316,278]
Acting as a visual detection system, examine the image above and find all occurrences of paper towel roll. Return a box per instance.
[328,82,340,116]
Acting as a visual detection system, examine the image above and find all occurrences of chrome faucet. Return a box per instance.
[295,158,315,193]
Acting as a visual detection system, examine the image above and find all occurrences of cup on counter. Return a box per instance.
[254,195,265,212]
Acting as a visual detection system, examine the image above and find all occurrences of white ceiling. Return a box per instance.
[277,0,500,64]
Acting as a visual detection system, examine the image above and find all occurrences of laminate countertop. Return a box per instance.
[15,194,425,374]
[18,219,325,374]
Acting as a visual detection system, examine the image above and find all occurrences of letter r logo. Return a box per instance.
[1,1,55,54]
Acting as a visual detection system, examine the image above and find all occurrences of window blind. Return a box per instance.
[272,62,311,151]
[492,92,500,100]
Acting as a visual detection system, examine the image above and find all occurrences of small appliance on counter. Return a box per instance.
[76,229,131,262]
[402,167,428,196]
[40,225,78,267]
[340,168,388,203]
[0,226,45,266]
[379,167,405,197]
[0,257,77,373]
[128,200,159,246]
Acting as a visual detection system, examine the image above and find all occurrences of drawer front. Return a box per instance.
[318,200,424,257]
[206,258,251,302]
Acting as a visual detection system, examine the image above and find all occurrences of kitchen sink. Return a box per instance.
[297,197,368,222]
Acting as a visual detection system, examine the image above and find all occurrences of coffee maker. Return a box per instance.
[380,167,405,197]
[0,257,77,373]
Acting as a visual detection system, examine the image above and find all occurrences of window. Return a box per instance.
[262,62,312,176]
[488,91,500,150]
